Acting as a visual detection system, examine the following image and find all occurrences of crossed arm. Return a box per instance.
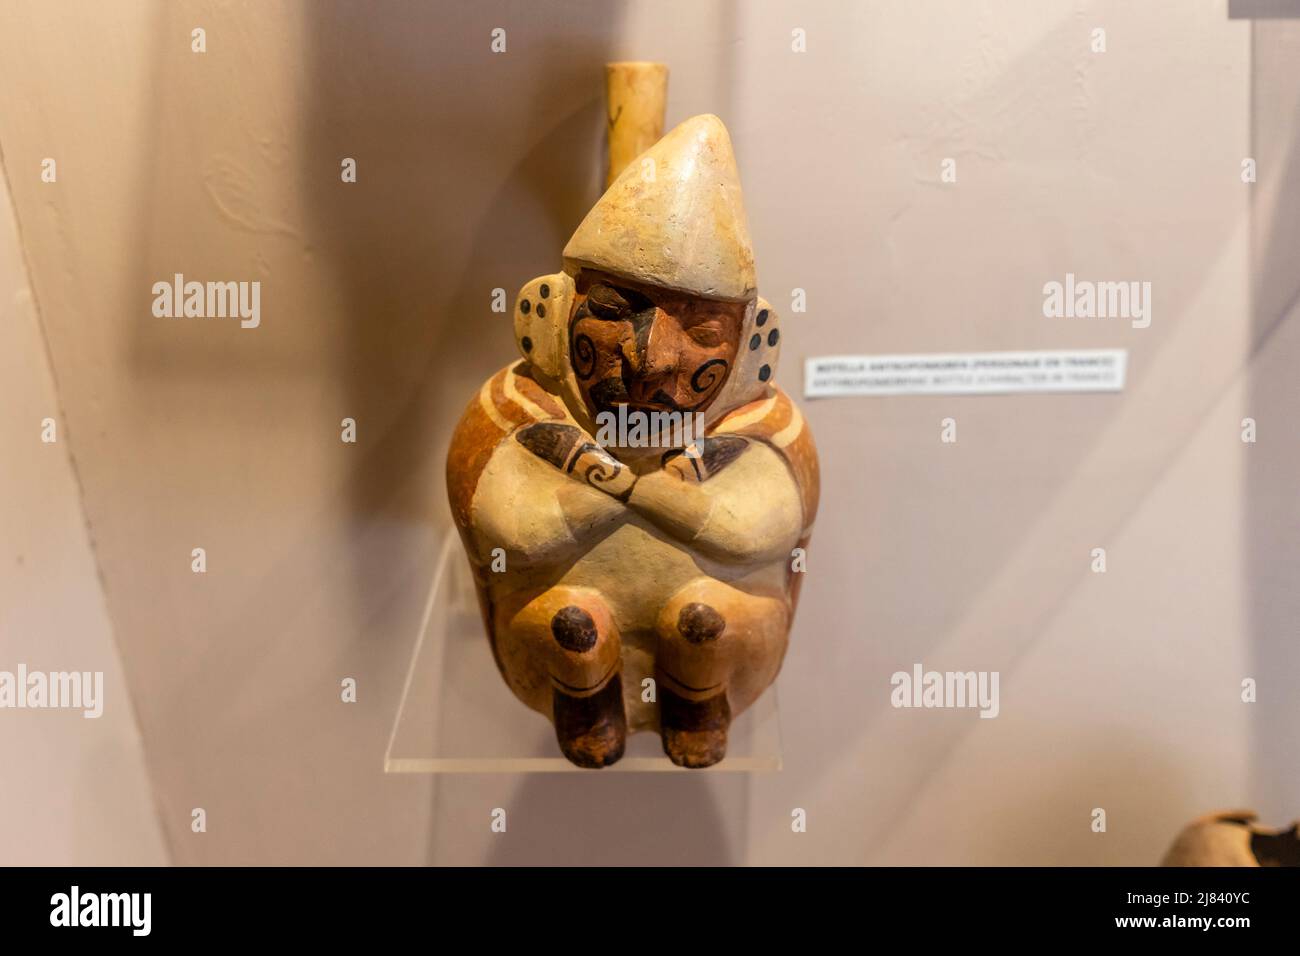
[513,422,796,564]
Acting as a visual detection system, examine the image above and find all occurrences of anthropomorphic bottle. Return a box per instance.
[447,114,819,768]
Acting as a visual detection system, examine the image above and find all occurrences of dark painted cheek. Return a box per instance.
[572,317,632,381]
[689,358,729,396]
[571,332,597,379]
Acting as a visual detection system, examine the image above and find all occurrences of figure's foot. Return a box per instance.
[549,604,626,768]
[660,686,730,769]
[658,602,730,768]
[552,674,626,768]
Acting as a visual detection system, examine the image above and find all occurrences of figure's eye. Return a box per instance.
[586,283,654,320]
[687,322,725,347]
[586,284,630,319]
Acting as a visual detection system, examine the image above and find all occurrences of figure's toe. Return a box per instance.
[660,686,730,768]
[553,673,626,768]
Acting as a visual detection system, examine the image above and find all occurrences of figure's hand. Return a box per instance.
[660,435,750,483]
[630,436,800,563]
[568,440,637,500]
[515,423,636,500]
[619,436,750,547]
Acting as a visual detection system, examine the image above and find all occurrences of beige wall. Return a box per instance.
[0,0,1294,865]
[0,161,168,864]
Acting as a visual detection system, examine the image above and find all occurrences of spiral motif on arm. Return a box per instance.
[582,460,621,486]
[572,332,597,379]
[571,442,622,486]
[690,358,728,394]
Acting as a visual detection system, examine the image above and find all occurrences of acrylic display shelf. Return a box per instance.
[385,536,783,773]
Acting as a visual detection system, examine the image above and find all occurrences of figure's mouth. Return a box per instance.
[597,398,701,418]
[589,377,630,413]
[591,380,696,416]
[625,392,695,415]
[641,389,692,413]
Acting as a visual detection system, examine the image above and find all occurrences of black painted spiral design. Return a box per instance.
[572,332,597,379]
[583,460,621,486]
[572,444,621,486]
[690,358,728,394]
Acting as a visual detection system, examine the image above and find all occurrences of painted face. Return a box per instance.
[568,270,746,421]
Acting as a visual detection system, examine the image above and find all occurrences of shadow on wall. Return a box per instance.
[298,1,623,543]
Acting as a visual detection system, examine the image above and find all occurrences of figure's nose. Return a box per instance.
[637,309,680,377]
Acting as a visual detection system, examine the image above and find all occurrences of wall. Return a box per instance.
[0,0,1293,865]
[0,159,167,864]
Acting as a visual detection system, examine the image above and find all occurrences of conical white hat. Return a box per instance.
[563,114,756,302]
